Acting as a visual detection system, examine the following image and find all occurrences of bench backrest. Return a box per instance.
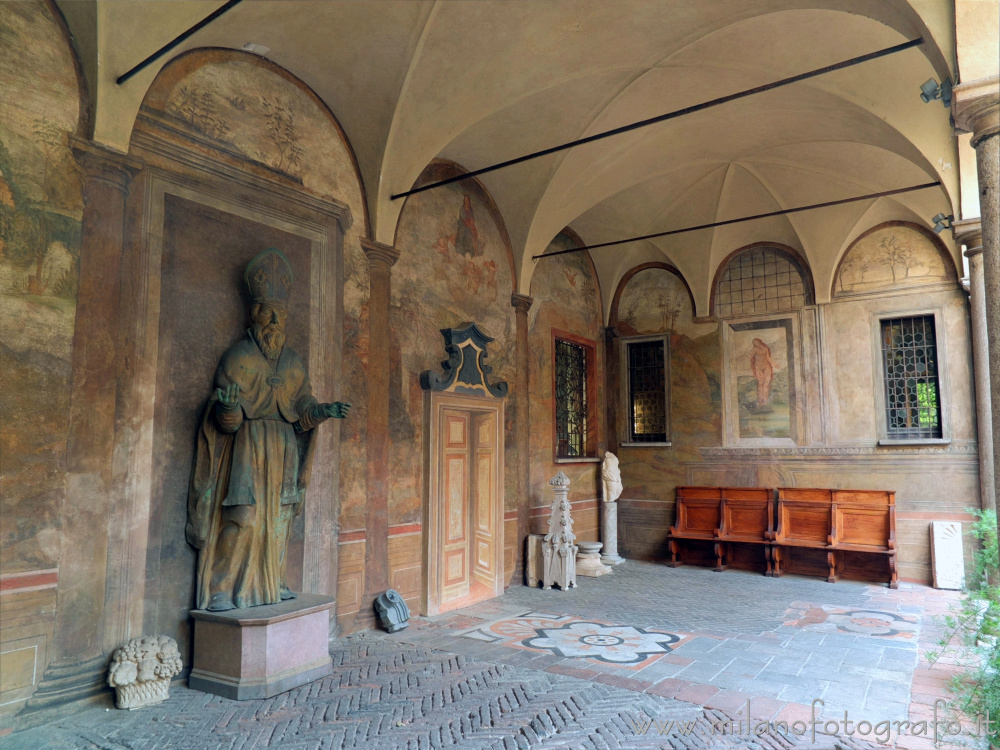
[673,487,723,538]
[775,488,833,545]
[831,490,895,550]
[719,488,774,542]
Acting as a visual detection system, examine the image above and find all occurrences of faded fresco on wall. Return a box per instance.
[528,233,603,528]
[0,2,82,572]
[612,267,720,503]
[141,52,370,531]
[834,224,950,296]
[727,322,792,439]
[390,172,516,525]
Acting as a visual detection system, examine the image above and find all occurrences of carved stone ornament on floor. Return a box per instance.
[542,471,577,590]
[107,635,183,710]
[576,541,612,577]
[374,589,410,632]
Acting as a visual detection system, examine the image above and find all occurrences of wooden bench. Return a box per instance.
[667,486,725,570]
[772,488,897,588]
[668,487,772,572]
[717,488,775,574]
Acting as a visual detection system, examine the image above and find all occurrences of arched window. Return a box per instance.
[714,246,812,317]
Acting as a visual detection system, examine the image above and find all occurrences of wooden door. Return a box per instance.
[441,409,471,604]
[471,412,497,588]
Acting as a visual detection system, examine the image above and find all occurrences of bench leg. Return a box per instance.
[888,553,898,589]
[827,551,839,583]
[667,539,683,568]
[771,546,783,577]
[713,542,727,572]
[764,545,773,577]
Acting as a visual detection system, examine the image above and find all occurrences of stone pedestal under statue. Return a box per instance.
[188,594,335,700]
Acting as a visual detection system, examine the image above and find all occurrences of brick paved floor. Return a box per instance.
[7,561,981,749]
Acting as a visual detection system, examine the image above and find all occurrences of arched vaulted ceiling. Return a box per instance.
[66,0,963,315]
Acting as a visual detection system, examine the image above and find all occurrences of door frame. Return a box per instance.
[422,390,505,616]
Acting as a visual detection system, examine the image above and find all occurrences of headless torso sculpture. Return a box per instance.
[186,249,349,611]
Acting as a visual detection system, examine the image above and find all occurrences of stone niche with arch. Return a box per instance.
[112,48,364,668]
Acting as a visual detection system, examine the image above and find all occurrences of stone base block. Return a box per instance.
[189,594,335,700]
[577,542,612,577]
[601,553,625,565]
[526,534,544,587]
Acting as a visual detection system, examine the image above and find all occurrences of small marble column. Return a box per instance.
[953,77,1000,518]
[601,501,625,565]
[955,220,995,513]
[360,239,400,607]
[511,293,533,582]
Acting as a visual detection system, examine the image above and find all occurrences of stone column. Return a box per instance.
[955,220,995,513]
[25,140,141,712]
[511,293,533,582]
[600,501,625,565]
[360,239,400,607]
[953,77,1000,517]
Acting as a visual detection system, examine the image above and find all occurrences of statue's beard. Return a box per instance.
[253,324,285,360]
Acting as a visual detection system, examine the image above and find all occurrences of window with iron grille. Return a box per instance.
[880,315,942,439]
[623,337,669,444]
[555,338,588,458]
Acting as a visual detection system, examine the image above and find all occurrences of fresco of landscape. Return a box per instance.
[390,175,516,523]
[0,1,83,572]
[528,232,604,509]
[835,224,951,296]
[613,267,721,500]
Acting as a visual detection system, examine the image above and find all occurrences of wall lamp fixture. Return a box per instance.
[920,78,952,107]
[931,213,954,233]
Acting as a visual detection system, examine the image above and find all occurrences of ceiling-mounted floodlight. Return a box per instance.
[931,213,954,233]
[920,78,952,107]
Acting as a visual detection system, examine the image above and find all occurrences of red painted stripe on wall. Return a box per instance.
[0,568,58,594]
[338,530,366,543]
[504,510,518,521]
[389,523,421,536]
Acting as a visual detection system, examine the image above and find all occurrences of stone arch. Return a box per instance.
[709,242,815,318]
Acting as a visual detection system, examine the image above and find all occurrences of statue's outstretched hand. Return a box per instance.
[322,401,351,419]
[215,383,240,409]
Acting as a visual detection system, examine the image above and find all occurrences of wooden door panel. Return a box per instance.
[472,413,496,586]
[441,410,470,603]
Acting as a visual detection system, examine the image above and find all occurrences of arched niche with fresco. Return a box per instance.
[832,222,957,299]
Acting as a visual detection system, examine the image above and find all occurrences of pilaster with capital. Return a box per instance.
[953,77,1000,517]
[360,238,400,612]
[511,292,533,581]
[27,140,142,712]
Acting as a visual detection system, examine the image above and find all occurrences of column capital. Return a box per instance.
[952,76,1000,147]
[360,238,400,271]
[70,137,142,193]
[510,293,533,314]
[954,218,984,256]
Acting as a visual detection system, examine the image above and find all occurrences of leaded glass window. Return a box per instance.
[555,339,587,457]
[625,338,668,443]
[880,316,942,439]
[714,247,811,317]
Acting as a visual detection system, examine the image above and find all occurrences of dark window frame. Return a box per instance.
[552,330,599,461]
[879,315,942,440]
[619,334,671,447]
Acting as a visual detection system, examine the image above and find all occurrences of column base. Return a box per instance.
[21,654,110,712]
[601,554,626,565]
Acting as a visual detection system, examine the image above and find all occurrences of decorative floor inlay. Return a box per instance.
[784,602,919,640]
[458,611,690,668]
